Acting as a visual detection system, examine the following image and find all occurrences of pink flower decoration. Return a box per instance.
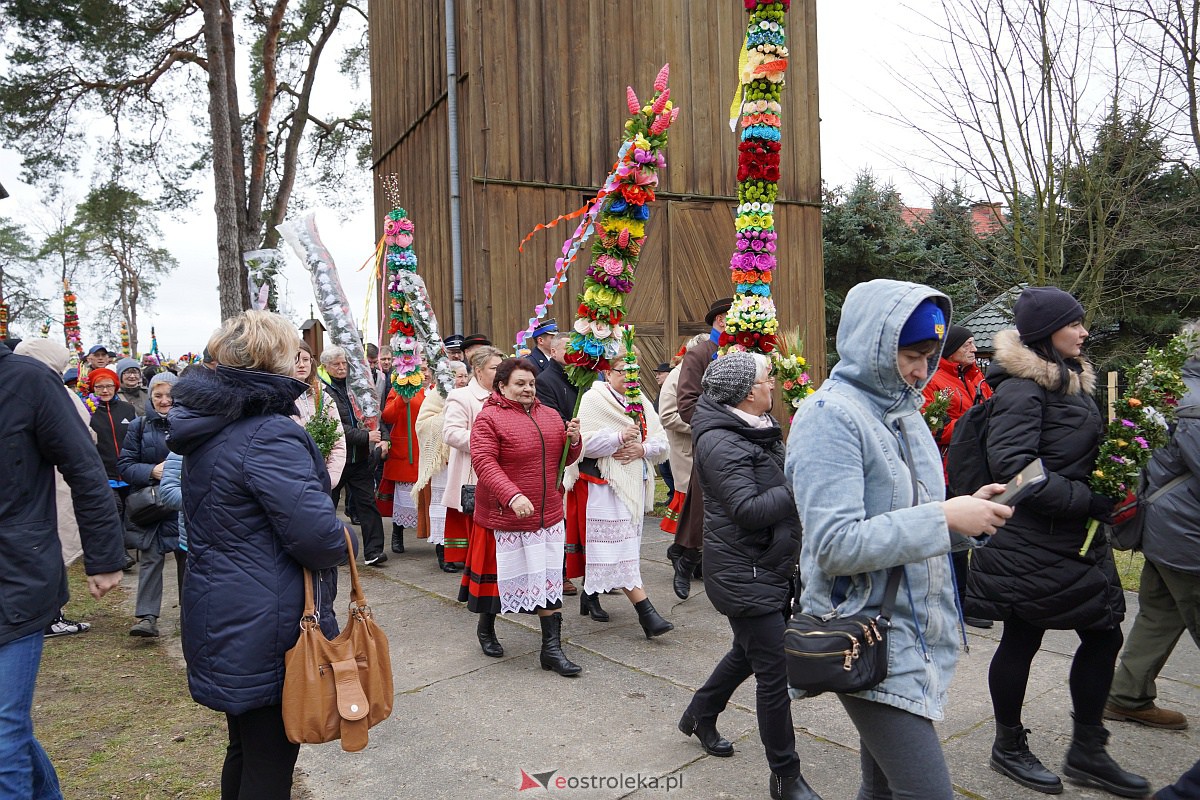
[397,219,415,231]
[626,86,640,114]
[395,233,413,248]
[749,239,764,252]
[654,63,670,92]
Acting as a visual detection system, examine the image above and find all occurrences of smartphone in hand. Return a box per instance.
[991,459,1047,506]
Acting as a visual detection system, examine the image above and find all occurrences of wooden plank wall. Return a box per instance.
[370,0,826,381]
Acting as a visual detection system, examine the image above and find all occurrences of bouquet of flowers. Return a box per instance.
[922,389,952,434]
[772,327,814,419]
[563,64,677,390]
[1079,331,1196,554]
[305,383,341,459]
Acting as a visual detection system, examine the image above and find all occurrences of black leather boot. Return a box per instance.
[990,722,1063,794]
[390,524,405,553]
[538,612,581,676]
[476,612,503,658]
[436,544,460,572]
[770,772,823,800]
[635,598,674,638]
[677,710,733,757]
[1063,719,1150,798]
[579,591,610,622]
[673,548,700,599]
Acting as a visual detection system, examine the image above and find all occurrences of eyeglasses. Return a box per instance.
[755,375,777,386]
[93,383,117,391]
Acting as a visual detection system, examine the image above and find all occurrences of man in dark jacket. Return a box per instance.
[670,296,730,598]
[529,330,578,423]
[320,346,387,564]
[681,351,819,800]
[0,341,125,797]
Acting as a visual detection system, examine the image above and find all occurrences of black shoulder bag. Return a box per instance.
[784,417,922,696]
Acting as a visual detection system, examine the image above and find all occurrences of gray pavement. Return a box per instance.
[134,520,1199,799]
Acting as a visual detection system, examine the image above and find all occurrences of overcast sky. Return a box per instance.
[1,2,940,356]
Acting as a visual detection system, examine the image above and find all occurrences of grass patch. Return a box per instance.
[35,562,226,799]
[1113,549,1145,592]
[651,475,670,517]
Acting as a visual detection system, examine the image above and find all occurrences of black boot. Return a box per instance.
[989,722,1063,794]
[391,524,405,554]
[666,541,685,564]
[476,613,503,658]
[436,544,460,573]
[579,591,610,622]
[770,772,823,800]
[1063,719,1150,798]
[538,612,581,676]
[677,710,733,757]
[673,548,700,600]
[635,598,674,638]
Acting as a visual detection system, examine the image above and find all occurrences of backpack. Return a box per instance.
[945,383,1046,498]
[1106,405,1199,551]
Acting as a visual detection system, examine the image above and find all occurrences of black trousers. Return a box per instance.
[221,704,299,800]
[336,460,384,559]
[687,610,801,776]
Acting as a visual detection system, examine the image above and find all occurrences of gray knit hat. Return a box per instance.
[702,352,758,406]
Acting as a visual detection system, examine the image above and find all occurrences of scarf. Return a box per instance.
[565,381,668,520]
[412,390,452,498]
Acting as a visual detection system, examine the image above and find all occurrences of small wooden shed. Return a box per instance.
[368,0,826,388]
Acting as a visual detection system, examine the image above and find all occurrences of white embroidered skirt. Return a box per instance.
[392,480,418,528]
[427,471,448,545]
[493,521,565,614]
[582,482,644,594]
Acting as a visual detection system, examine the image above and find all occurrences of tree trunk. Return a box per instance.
[202,0,249,320]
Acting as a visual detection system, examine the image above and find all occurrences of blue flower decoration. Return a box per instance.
[609,197,628,214]
[631,203,650,221]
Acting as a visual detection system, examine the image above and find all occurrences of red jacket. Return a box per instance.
[470,392,582,532]
[381,387,423,482]
[922,357,992,453]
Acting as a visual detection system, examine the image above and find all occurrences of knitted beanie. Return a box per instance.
[942,325,972,358]
[702,352,758,406]
[1013,286,1084,344]
[898,298,947,347]
[115,357,141,378]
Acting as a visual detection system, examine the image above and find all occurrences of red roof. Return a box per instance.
[902,202,1004,236]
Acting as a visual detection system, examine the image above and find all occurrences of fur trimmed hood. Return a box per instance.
[991,328,1096,395]
[168,365,308,455]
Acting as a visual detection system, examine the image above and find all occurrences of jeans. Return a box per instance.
[221,704,299,800]
[687,611,801,776]
[839,694,953,800]
[0,632,63,800]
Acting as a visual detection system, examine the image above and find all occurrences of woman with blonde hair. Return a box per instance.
[293,341,346,489]
[565,345,674,638]
[442,345,504,644]
[414,360,469,572]
[168,310,351,799]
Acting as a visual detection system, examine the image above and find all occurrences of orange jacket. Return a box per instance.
[922,357,992,452]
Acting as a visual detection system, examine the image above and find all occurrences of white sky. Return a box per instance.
[1,3,939,355]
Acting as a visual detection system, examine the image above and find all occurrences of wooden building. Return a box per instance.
[368,0,826,392]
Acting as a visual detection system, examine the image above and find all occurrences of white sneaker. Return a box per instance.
[45,616,91,638]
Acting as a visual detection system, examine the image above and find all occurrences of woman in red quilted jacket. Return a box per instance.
[469,358,583,676]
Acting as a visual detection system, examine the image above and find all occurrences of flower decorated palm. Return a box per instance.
[563,65,678,390]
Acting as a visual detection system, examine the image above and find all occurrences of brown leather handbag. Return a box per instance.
[282,531,393,752]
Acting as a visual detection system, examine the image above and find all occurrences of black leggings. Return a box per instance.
[989,616,1124,727]
[221,704,299,800]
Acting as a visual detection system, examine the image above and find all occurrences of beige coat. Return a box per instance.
[440,378,490,510]
[657,366,694,494]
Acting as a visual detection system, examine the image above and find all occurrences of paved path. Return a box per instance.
[134,519,1198,799]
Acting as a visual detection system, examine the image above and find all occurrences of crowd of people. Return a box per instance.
[3,279,1198,800]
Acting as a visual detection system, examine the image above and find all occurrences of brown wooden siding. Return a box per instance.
[369,0,826,384]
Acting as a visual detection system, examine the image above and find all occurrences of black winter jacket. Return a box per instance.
[0,344,126,645]
[90,396,137,482]
[323,375,371,463]
[117,413,180,552]
[966,329,1124,630]
[692,394,800,618]
[527,355,579,423]
[168,366,350,715]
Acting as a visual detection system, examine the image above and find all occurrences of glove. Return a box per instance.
[1088,492,1116,524]
[1111,490,1138,526]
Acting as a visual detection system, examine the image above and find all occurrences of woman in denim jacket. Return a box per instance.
[786,279,1011,799]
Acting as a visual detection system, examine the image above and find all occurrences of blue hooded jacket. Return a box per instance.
[785,279,964,721]
[168,365,350,715]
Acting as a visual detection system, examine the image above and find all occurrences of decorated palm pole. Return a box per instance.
[722,0,788,360]
[40,318,51,338]
[62,280,83,366]
[120,320,131,357]
[0,298,8,341]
